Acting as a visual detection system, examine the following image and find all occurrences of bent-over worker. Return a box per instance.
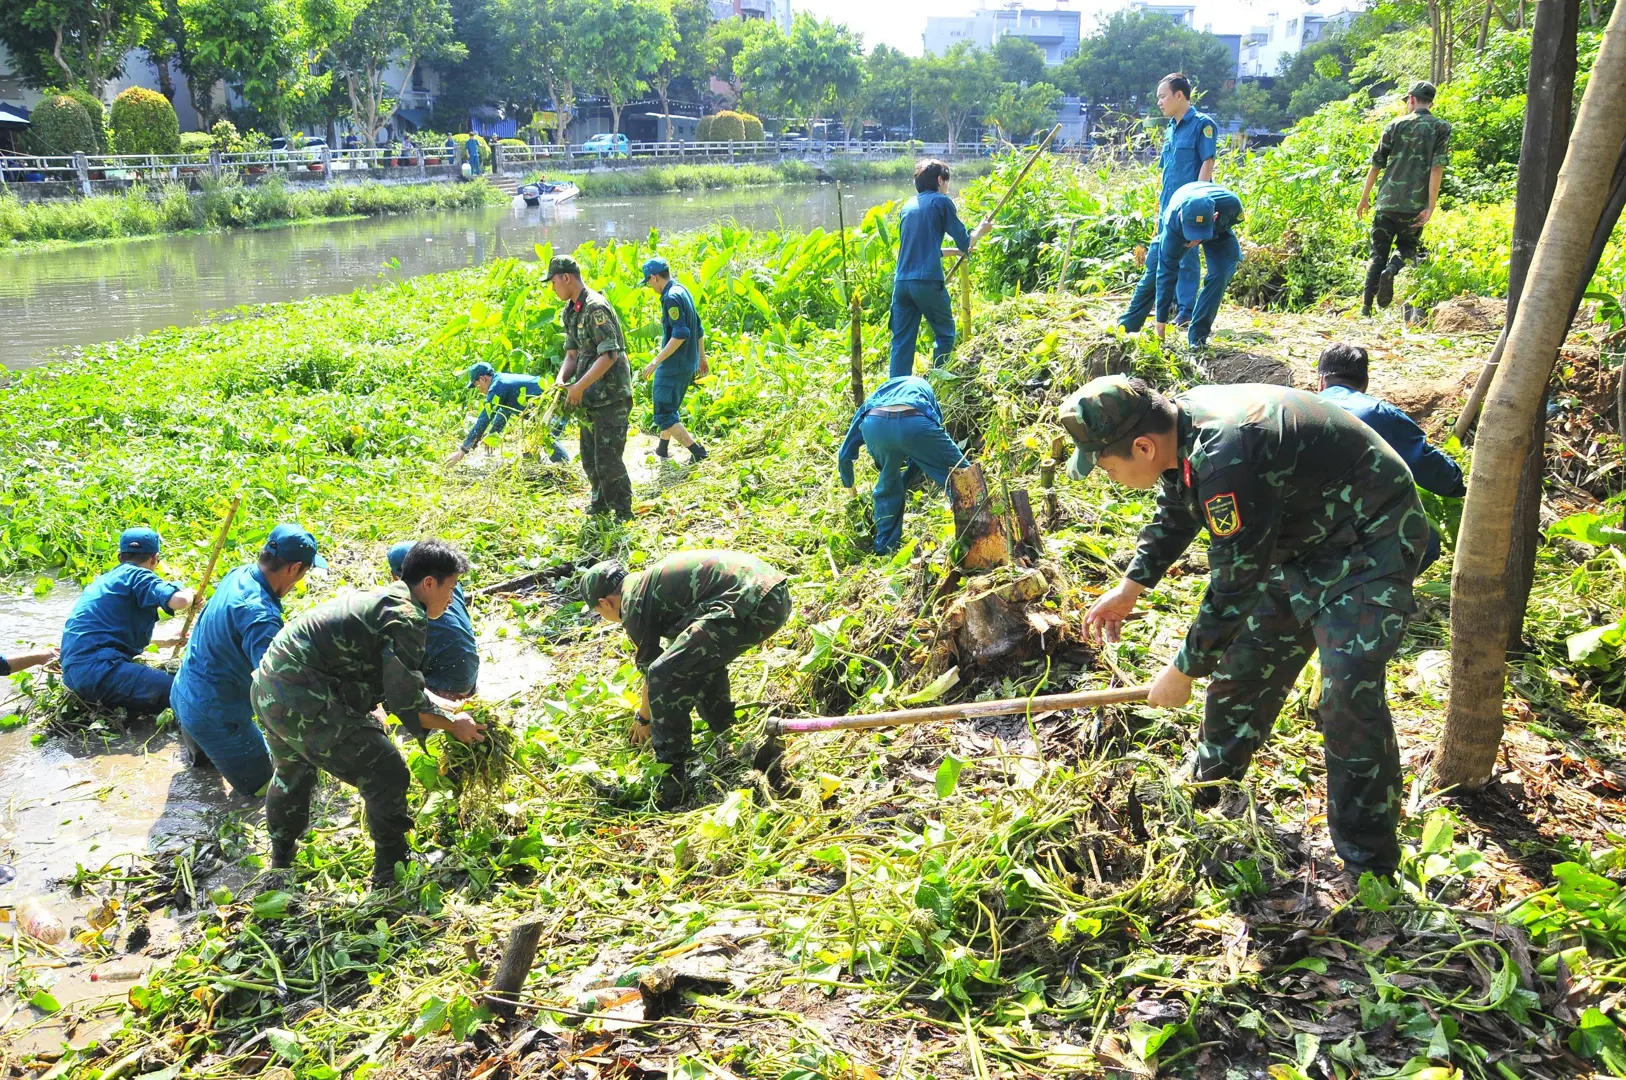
[837,375,969,555]
[60,528,196,713]
[251,539,484,890]
[1122,180,1243,351]
[388,541,479,698]
[1317,343,1465,571]
[582,551,791,808]
[172,525,326,796]
[445,362,569,467]
[640,258,710,465]
[1064,375,1428,880]
[549,255,635,520]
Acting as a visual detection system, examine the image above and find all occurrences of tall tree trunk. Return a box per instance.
[1478,0,1495,52]
[656,79,671,142]
[1437,0,1626,790]
[155,58,176,102]
[190,78,215,131]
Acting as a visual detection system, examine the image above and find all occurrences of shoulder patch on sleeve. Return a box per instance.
[668,305,681,320]
[1202,124,1214,138]
[1203,492,1242,537]
[593,310,608,326]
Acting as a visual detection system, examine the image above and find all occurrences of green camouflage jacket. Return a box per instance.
[257,581,438,731]
[621,550,787,671]
[1371,109,1451,214]
[1125,385,1429,678]
[562,285,634,409]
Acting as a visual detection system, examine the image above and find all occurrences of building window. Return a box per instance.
[411,67,427,92]
[1286,17,1297,34]
[1031,16,1039,27]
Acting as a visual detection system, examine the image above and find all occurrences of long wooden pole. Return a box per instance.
[944,123,1060,285]
[837,180,864,406]
[765,684,1149,737]
[170,495,243,658]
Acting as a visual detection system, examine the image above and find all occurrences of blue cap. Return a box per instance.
[386,541,414,578]
[1181,194,1218,242]
[264,524,327,568]
[119,527,162,556]
[467,362,496,386]
[641,257,670,281]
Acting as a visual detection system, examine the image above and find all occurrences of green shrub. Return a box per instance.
[497,138,527,148]
[739,112,765,142]
[711,111,747,142]
[453,133,491,162]
[49,87,108,152]
[23,95,100,156]
[110,86,181,156]
[179,131,212,156]
[209,119,245,154]
[694,115,715,142]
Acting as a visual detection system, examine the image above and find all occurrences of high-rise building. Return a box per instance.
[709,0,792,33]
[923,4,1083,66]
[1237,1,1362,77]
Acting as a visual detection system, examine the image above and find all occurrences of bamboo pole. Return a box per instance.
[944,123,1060,285]
[837,180,864,406]
[170,495,243,658]
[765,684,1149,737]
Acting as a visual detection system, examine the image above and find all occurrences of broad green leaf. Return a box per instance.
[29,990,60,1013]
[265,1027,302,1063]
[899,666,960,706]
[411,996,449,1038]
[935,754,965,798]
[252,890,292,920]
[1420,811,1454,855]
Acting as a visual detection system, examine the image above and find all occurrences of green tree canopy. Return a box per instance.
[330,0,466,144]
[985,79,1060,145]
[1060,10,1235,113]
[179,0,320,133]
[0,0,161,93]
[914,42,1000,153]
[650,0,714,141]
[992,35,1047,87]
[574,0,673,132]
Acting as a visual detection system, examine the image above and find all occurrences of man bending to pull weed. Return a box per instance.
[387,541,479,699]
[60,527,196,714]
[582,551,791,809]
[1063,375,1428,881]
[251,539,485,891]
[445,362,569,468]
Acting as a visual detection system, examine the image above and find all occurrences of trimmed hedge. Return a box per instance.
[710,111,746,142]
[694,115,715,142]
[51,88,108,152]
[23,95,99,156]
[740,113,765,142]
[110,87,180,155]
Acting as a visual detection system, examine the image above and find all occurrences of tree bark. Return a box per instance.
[1478,0,1495,52]
[1437,0,1626,790]
[484,921,544,1017]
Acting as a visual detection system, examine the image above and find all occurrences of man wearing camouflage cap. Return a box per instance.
[1061,374,1429,880]
[582,551,791,808]
[548,255,635,520]
[1357,81,1450,316]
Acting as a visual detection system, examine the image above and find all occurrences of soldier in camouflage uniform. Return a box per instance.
[582,551,792,807]
[548,255,635,519]
[1357,81,1451,316]
[1062,375,1428,877]
[251,539,485,889]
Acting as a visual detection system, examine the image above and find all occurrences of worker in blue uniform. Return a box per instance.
[1148,181,1244,350]
[446,361,569,466]
[838,376,970,555]
[640,258,710,465]
[889,159,993,378]
[1118,73,1218,331]
[1317,343,1466,571]
[388,541,479,698]
[171,525,326,795]
[60,528,196,712]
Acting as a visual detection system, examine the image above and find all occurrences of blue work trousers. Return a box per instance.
[174,702,274,797]
[62,658,173,713]
[888,280,957,378]
[652,359,697,430]
[1120,242,1201,330]
[1184,233,1242,347]
[861,410,968,554]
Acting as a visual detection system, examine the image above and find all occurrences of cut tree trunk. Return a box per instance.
[947,464,1010,571]
[1437,0,1626,790]
[484,920,544,1017]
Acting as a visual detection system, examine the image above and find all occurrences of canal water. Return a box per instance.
[3,182,899,367]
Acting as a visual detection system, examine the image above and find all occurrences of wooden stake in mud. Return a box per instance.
[836,181,864,406]
[765,684,1150,738]
[170,495,243,659]
[1055,219,1080,294]
[944,123,1060,286]
[959,248,973,337]
[485,920,545,1018]
[947,463,1010,570]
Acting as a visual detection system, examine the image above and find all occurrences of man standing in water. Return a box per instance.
[888,159,992,377]
[549,255,635,520]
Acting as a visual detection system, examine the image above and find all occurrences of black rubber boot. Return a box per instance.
[1376,263,1397,308]
[656,764,690,811]
[656,439,670,459]
[688,442,708,463]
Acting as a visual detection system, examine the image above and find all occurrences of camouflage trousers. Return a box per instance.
[1198,577,1410,875]
[648,580,793,767]
[251,671,413,888]
[1364,212,1426,305]
[578,402,632,518]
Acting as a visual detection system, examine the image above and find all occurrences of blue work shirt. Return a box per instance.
[1319,384,1467,497]
[423,583,479,695]
[838,376,947,487]
[1155,181,1244,317]
[659,280,704,368]
[895,191,971,284]
[463,372,547,450]
[60,563,182,672]
[1159,108,1218,212]
[171,563,285,725]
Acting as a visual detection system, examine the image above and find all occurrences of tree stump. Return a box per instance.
[948,463,1010,570]
[484,920,544,1017]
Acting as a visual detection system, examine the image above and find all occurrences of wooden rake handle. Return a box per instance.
[766,684,1150,737]
[170,495,243,659]
[945,123,1061,285]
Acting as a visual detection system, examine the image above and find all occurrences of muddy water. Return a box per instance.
[3,181,898,367]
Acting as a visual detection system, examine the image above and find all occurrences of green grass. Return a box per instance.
[0,177,506,248]
[542,155,992,197]
[5,154,1626,1080]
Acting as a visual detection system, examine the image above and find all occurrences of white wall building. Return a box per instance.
[709,0,792,33]
[923,4,1083,65]
[1237,1,1362,77]
[1127,3,1196,27]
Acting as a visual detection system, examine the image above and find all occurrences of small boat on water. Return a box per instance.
[520,180,580,207]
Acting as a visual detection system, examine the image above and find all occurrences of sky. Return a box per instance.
[790,0,1272,56]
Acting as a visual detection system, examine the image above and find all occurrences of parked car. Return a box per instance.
[579,133,629,158]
